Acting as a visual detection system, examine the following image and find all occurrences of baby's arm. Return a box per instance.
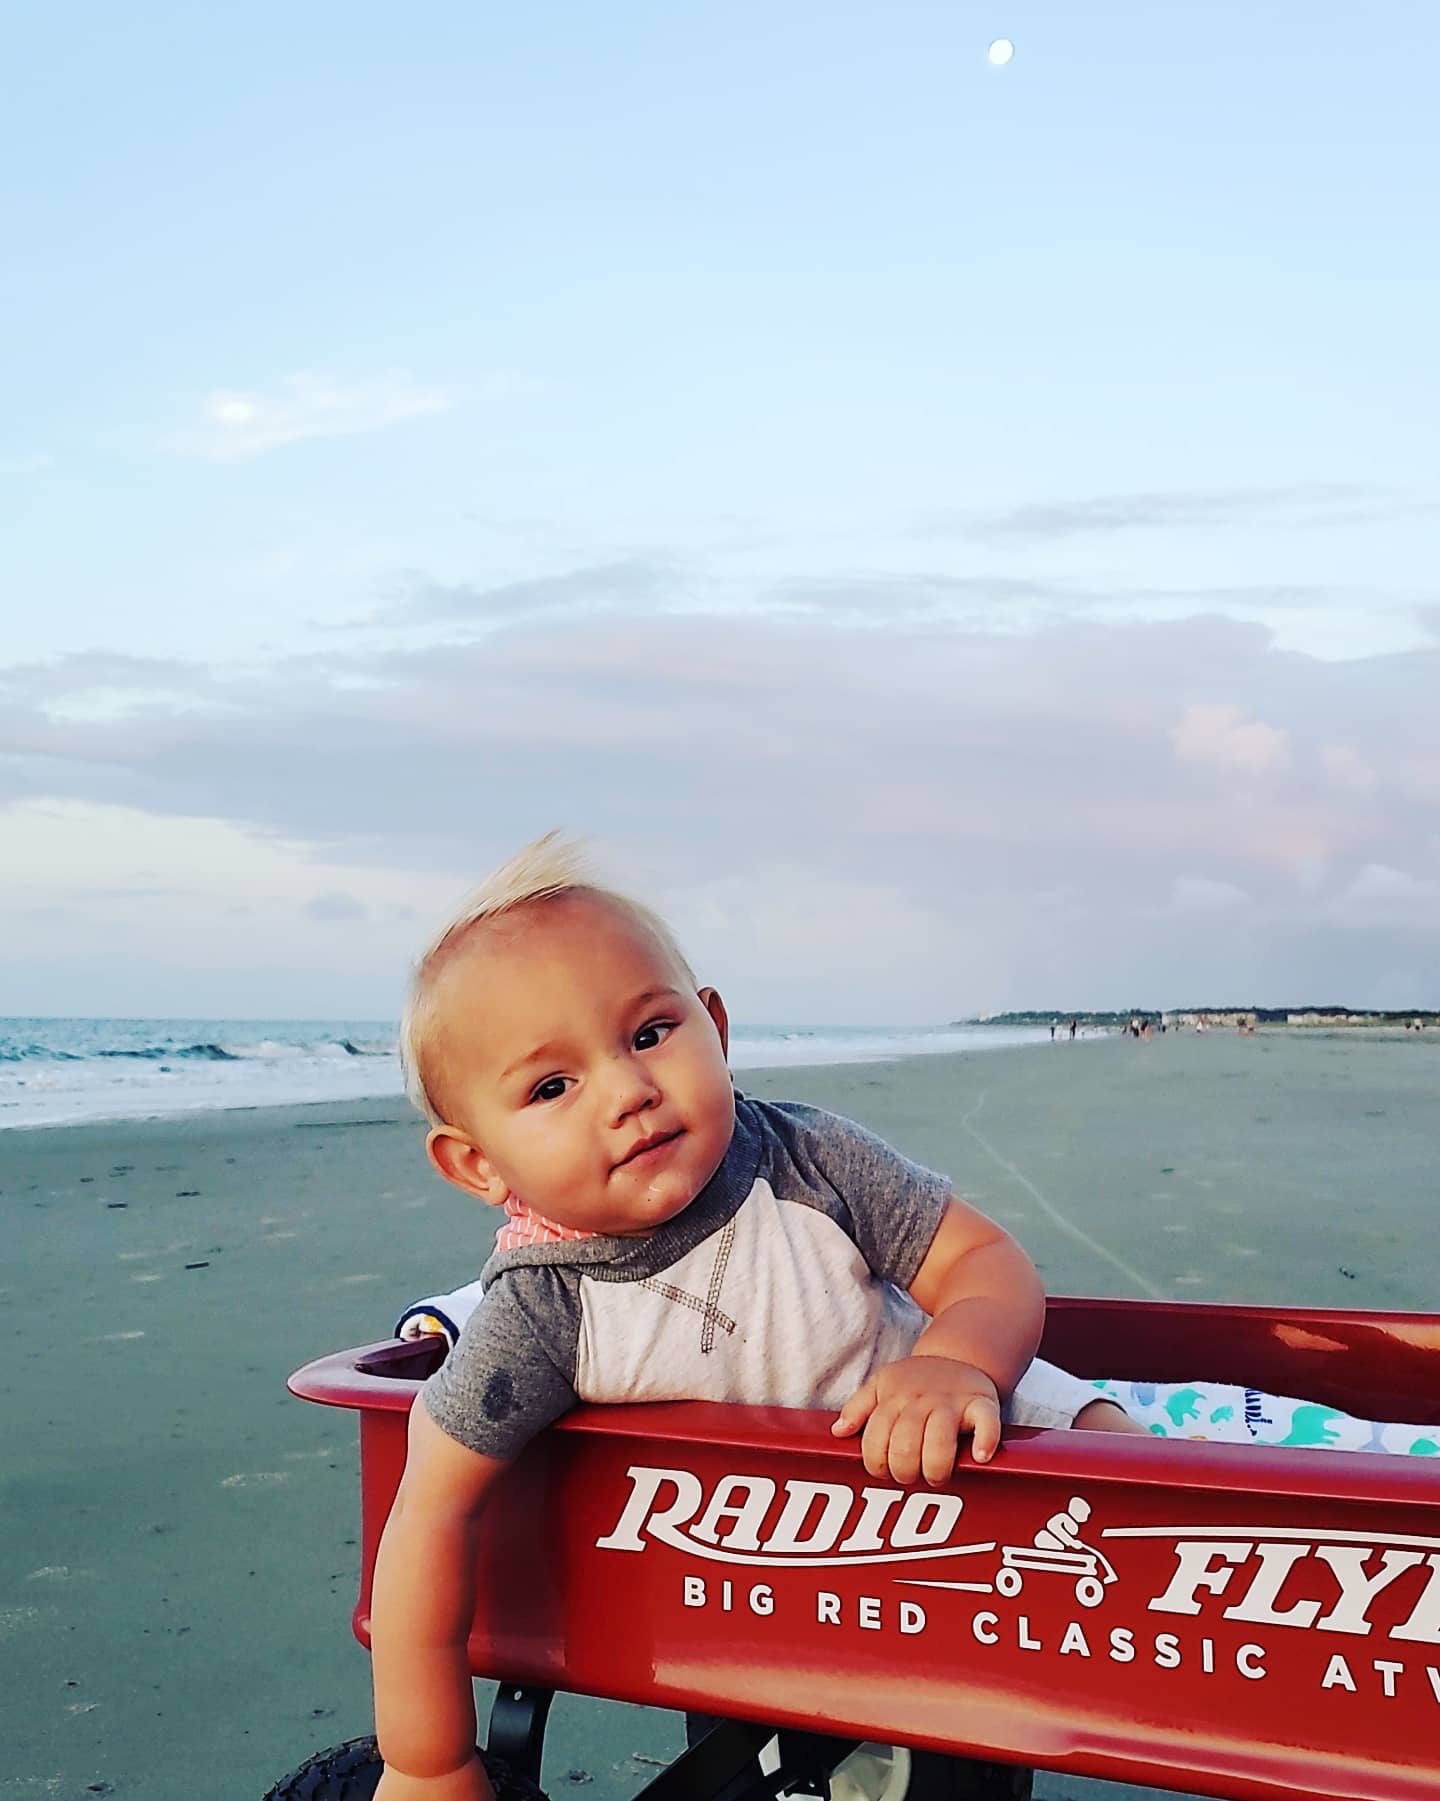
[833,1196,1044,1482]
[371,1399,509,1801]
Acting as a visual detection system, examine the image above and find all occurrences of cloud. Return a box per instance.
[1319,744,1377,793]
[0,650,223,715]
[170,373,449,459]
[0,615,1414,866]
[956,483,1426,543]
[1326,864,1440,930]
[0,797,454,1018]
[766,573,1064,619]
[305,890,368,921]
[1171,876,1249,912]
[1171,703,1290,774]
[372,560,675,628]
[342,545,1435,666]
[4,599,1438,1012]
[1346,865,1436,902]
[357,558,1061,652]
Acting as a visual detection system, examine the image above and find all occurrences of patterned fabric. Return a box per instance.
[496,1196,600,1252]
[1088,1378,1440,1456]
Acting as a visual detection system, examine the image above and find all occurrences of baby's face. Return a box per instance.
[429,895,735,1236]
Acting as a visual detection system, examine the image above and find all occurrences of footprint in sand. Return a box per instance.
[118,1239,193,1262]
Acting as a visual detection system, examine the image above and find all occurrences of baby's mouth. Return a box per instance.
[615,1129,682,1170]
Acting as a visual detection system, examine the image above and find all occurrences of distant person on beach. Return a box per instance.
[371,835,1440,1801]
[1068,1017,1077,1040]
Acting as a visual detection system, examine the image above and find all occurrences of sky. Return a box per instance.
[3,0,1437,1024]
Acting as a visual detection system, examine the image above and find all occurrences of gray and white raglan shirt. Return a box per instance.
[421,1093,1096,1461]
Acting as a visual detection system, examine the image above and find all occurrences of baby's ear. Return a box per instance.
[699,985,729,1056]
[426,1127,509,1209]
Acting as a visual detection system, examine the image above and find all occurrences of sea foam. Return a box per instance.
[0,1017,1046,1130]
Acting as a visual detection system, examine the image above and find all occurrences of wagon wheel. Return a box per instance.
[684,1717,1030,1801]
[827,1744,1031,1800]
[261,1735,552,1800]
[828,1743,912,1800]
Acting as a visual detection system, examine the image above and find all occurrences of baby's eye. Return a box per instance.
[529,1075,571,1104]
[633,1020,676,1052]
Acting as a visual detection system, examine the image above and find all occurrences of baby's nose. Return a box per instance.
[606,1052,661,1116]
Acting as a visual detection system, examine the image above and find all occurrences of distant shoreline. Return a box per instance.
[1,1020,1052,1133]
[964,1009,1438,1030]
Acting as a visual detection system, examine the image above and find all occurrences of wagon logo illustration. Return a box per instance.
[994,1495,1117,1608]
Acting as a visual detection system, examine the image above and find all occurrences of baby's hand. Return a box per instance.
[831,1356,1003,1482]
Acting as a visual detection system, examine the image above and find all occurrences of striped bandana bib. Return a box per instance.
[496,1196,601,1252]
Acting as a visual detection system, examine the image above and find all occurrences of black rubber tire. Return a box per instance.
[262,1736,550,1800]
[905,1750,1031,1800]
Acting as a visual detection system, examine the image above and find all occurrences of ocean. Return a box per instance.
[0,1017,1050,1130]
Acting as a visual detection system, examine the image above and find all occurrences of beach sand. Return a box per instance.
[2,1028,1436,1800]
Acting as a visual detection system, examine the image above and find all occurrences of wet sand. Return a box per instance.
[2,1028,1436,1800]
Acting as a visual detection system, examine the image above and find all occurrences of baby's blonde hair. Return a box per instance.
[401,831,697,1127]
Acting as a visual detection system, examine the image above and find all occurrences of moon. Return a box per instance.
[987,38,1015,66]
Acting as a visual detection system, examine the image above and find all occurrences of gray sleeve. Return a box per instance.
[421,1265,580,1460]
[773,1102,952,1290]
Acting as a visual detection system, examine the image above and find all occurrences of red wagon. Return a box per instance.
[267,1297,1440,1801]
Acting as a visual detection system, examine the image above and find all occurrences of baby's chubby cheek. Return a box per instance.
[693,1107,737,1184]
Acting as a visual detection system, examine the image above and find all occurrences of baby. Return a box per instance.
[370,835,1434,1801]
